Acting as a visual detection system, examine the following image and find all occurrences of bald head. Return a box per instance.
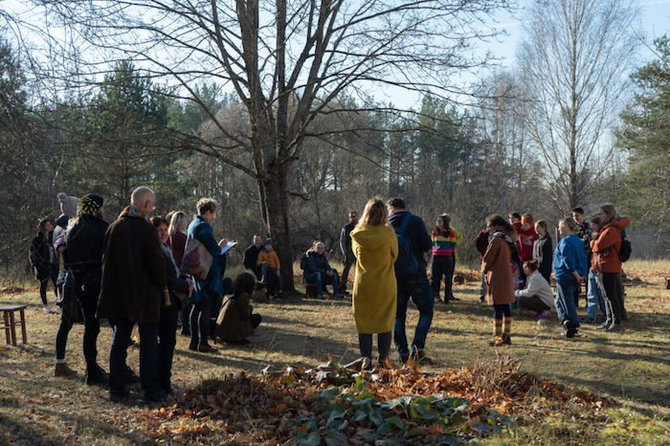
[131,186,156,217]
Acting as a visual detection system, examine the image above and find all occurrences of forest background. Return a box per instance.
[0,0,668,290]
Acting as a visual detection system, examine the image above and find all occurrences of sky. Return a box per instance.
[2,0,669,109]
[384,0,670,109]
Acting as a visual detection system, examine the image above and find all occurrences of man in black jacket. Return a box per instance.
[387,197,433,365]
[242,235,263,280]
[339,210,358,294]
[98,186,167,403]
[64,193,109,385]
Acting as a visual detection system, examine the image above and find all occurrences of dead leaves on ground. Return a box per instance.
[137,355,607,444]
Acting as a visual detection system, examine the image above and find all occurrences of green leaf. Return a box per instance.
[321,386,341,401]
[326,405,348,426]
[353,409,368,422]
[297,431,321,446]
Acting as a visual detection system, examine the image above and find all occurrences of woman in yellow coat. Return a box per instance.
[350,198,398,368]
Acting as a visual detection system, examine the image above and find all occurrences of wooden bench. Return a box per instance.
[1,305,27,346]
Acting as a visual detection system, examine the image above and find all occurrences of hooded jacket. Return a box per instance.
[351,224,398,333]
[387,211,431,272]
[591,217,630,273]
[481,231,515,305]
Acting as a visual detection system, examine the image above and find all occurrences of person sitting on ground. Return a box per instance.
[215,272,262,344]
[303,241,343,299]
[30,218,59,314]
[257,238,282,299]
[151,216,193,396]
[514,260,553,321]
[243,234,264,280]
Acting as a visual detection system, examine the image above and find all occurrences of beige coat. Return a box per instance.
[481,234,515,305]
[351,224,398,333]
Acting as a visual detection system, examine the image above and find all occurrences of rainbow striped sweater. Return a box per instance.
[431,228,462,257]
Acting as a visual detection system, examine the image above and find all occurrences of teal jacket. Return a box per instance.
[187,216,226,302]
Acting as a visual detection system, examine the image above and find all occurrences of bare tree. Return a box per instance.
[33,0,505,289]
[518,0,638,212]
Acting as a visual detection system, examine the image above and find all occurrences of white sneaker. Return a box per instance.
[43,305,52,314]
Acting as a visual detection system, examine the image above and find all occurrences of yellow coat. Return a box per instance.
[351,224,398,334]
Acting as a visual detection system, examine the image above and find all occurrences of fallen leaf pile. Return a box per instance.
[138,355,607,444]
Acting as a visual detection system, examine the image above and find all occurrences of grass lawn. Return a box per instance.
[1,259,669,444]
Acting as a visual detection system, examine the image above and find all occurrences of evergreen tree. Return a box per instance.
[618,36,670,256]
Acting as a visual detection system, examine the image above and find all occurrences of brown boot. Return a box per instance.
[54,362,78,377]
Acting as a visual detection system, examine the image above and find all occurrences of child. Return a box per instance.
[215,272,262,344]
[532,220,553,283]
[481,215,516,346]
[257,238,282,299]
[553,218,588,338]
[514,260,553,321]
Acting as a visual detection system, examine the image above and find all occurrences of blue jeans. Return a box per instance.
[555,279,581,327]
[394,272,433,360]
[304,270,339,295]
[109,320,161,399]
[586,269,605,320]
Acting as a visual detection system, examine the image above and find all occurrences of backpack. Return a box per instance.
[618,230,632,262]
[180,225,214,280]
[393,214,419,280]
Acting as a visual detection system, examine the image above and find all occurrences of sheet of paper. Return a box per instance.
[220,240,237,255]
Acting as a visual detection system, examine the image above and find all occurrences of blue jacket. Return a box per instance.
[187,216,226,302]
[553,234,587,282]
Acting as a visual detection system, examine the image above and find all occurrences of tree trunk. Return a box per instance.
[260,164,295,292]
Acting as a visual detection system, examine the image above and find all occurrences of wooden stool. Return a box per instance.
[304,282,318,298]
[1,305,27,346]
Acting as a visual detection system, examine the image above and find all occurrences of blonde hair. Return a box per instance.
[168,211,188,235]
[559,217,579,233]
[358,198,387,227]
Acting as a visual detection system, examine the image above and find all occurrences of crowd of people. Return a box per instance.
[30,188,631,401]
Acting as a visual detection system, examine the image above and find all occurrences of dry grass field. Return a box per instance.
[1,260,669,444]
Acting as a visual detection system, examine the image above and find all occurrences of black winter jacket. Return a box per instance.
[388,211,432,270]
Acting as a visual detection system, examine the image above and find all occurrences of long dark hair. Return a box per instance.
[434,214,451,233]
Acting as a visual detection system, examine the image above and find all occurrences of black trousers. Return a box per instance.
[340,253,355,291]
[190,298,215,347]
[601,272,624,325]
[431,255,454,300]
[73,270,101,370]
[359,331,392,361]
[159,306,178,392]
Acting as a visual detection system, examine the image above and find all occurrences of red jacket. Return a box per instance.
[591,217,630,273]
[512,221,537,261]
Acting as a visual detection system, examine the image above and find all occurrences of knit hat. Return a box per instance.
[264,238,273,246]
[57,192,79,217]
[79,193,104,216]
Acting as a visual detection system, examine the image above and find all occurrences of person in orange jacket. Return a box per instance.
[590,204,630,332]
[257,239,282,299]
